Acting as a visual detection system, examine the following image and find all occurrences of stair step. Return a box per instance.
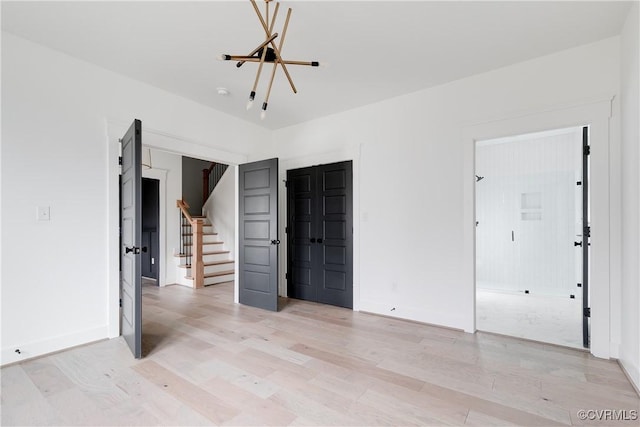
[183,241,224,247]
[182,232,218,236]
[178,260,235,269]
[175,250,229,257]
[186,269,235,280]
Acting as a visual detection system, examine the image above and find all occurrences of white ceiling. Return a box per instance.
[1,1,632,130]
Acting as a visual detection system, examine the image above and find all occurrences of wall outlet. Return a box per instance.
[37,206,50,221]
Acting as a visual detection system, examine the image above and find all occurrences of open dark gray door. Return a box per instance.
[581,126,590,348]
[239,158,279,311]
[120,119,142,358]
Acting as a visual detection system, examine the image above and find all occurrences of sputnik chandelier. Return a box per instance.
[220,0,319,120]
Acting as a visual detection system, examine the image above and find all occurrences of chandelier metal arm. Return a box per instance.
[237,2,280,68]
[251,33,271,98]
[250,0,297,94]
[225,56,319,67]
[263,7,292,110]
[234,32,278,68]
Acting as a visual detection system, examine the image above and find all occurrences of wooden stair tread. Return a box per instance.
[174,250,229,258]
[203,250,230,255]
[183,241,223,246]
[185,270,235,280]
[181,232,218,236]
[177,260,235,269]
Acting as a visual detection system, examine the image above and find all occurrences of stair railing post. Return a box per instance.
[192,219,205,289]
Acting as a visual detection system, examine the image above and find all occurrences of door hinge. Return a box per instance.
[584,307,591,318]
[119,298,122,308]
[583,145,591,156]
[583,226,591,238]
[284,180,288,187]
[285,273,288,279]
[285,227,288,234]
[118,156,122,165]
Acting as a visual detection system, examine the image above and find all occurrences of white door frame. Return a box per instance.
[105,119,247,339]
[278,146,361,311]
[462,97,616,359]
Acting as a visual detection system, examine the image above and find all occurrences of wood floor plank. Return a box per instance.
[2,282,638,426]
[133,359,238,424]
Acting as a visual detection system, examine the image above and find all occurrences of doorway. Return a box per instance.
[286,161,353,309]
[475,126,589,349]
[142,177,160,284]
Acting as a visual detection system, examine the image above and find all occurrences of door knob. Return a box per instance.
[317,238,323,244]
[574,241,583,247]
[271,240,281,245]
[310,238,316,243]
[141,246,148,253]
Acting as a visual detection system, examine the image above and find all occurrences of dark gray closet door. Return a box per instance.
[287,166,317,302]
[316,162,353,308]
[120,119,142,358]
[287,161,353,309]
[239,158,279,311]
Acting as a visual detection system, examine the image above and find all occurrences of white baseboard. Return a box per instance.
[1,325,109,366]
[619,357,640,396]
[358,299,470,333]
[610,341,621,359]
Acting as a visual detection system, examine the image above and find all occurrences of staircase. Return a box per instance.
[175,202,235,288]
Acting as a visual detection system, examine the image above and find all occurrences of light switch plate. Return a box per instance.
[37,206,50,221]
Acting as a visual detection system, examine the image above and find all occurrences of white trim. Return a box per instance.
[105,119,246,165]
[462,98,615,357]
[278,147,361,311]
[1,326,109,366]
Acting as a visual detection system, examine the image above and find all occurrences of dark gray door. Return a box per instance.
[120,119,142,358]
[239,158,279,311]
[287,166,317,302]
[287,161,353,309]
[581,126,590,348]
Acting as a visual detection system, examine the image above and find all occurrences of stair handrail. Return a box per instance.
[176,199,204,289]
[202,162,229,206]
[176,199,193,223]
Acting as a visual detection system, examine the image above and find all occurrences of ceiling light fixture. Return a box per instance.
[142,147,152,170]
[220,0,320,120]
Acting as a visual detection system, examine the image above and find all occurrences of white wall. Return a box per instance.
[270,38,620,340]
[142,148,182,286]
[1,25,635,370]
[619,3,640,390]
[1,32,265,365]
[202,166,236,260]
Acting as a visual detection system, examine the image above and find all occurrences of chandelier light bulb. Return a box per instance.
[260,109,267,120]
[246,99,254,110]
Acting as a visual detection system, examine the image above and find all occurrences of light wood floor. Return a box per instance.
[2,282,638,426]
